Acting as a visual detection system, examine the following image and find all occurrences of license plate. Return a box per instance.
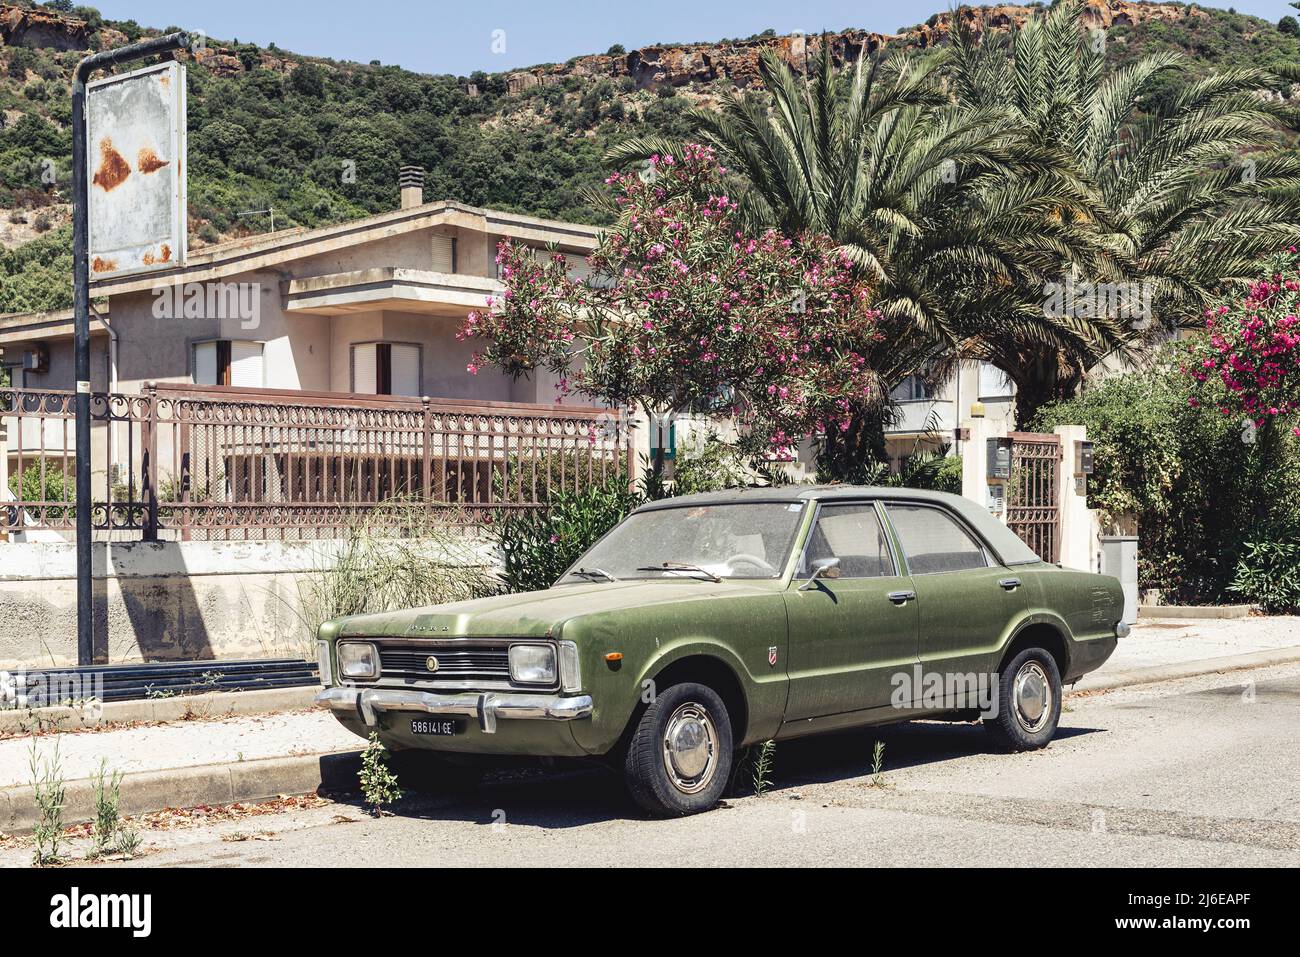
[411,718,464,736]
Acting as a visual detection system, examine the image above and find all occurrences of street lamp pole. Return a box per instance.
[71,31,189,667]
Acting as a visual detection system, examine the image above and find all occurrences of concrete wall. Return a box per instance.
[0,537,498,669]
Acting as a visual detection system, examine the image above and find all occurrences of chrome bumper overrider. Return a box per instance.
[315,686,594,734]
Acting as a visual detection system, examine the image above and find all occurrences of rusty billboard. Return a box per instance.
[86,60,186,280]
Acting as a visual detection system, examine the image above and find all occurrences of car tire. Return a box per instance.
[624,681,733,817]
[984,647,1062,751]
[387,750,484,794]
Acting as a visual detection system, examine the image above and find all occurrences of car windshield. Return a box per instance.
[559,502,806,583]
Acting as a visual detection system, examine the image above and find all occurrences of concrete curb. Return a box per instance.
[1137,604,1256,620]
[0,749,362,834]
[1070,645,1300,693]
[0,686,319,736]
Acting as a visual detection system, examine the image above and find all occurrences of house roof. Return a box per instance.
[0,306,110,347]
[89,200,605,298]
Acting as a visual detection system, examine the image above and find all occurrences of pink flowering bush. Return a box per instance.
[1184,250,1300,439]
[461,144,882,464]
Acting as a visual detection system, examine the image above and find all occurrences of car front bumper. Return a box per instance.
[316,686,594,734]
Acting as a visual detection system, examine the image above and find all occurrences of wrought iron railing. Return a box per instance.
[1,384,631,541]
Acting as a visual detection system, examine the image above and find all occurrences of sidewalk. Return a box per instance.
[2,615,1298,830]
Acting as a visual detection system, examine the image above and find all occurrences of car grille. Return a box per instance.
[375,641,511,684]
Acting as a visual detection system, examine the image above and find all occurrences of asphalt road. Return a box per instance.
[41,664,1300,867]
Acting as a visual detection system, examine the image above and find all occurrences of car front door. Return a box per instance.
[782,502,920,722]
[881,502,1029,697]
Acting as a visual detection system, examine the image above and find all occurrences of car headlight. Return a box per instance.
[316,640,334,686]
[509,644,557,685]
[337,641,378,680]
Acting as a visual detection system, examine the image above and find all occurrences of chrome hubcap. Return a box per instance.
[1013,661,1052,733]
[662,702,718,794]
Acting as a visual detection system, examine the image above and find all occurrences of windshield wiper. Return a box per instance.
[568,567,618,582]
[636,561,722,583]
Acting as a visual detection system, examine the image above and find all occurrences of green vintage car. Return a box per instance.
[316,487,1125,815]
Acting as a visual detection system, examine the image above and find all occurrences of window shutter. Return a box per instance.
[353,343,378,394]
[390,344,421,397]
[229,342,264,388]
[431,234,454,273]
[193,341,218,386]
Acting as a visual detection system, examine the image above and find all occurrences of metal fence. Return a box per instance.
[1,384,632,541]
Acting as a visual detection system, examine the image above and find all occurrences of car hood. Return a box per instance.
[334,579,778,639]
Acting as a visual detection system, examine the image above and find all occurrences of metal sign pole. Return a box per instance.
[72,31,188,666]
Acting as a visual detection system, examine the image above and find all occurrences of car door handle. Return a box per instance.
[887,590,916,605]
[998,577,1022,590]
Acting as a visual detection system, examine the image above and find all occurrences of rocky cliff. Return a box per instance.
[503,1,1208,93]
[0,2,86,51]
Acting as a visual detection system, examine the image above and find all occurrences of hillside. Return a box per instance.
[3,0,1300,313]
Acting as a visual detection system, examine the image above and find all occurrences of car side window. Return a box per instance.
[801,504,896,579]
[885,504,989,575]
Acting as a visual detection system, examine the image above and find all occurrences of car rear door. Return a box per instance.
[782,501,920,721]
[881,501,1028,688]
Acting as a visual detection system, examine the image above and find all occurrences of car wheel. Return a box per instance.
[387,750,484,794]
[984,647,1062,751]
[624,681,733,817]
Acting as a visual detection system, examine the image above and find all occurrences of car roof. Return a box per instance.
[633,486,1044,566]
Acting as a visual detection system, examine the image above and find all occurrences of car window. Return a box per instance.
[801,504,896,579]
[885,504,989,574]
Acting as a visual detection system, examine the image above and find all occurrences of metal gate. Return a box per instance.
[1006,432,1061,563]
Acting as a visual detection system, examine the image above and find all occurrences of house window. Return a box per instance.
[351,342,421,397]
[978,362,1016,399]
[432,234,457,273]
[891,374,931,402]
[193,340,264,387]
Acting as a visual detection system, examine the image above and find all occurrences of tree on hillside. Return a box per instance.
[461,145,886,478]
[606,41,1120,471]
[949,0,1300,425]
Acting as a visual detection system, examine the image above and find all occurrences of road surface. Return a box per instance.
[12,663,1300,867]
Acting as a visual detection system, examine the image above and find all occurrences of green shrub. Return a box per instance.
[298,499,500,652]
[1229,540,1300,614]
[671,433,750,495]
[358,733,401,817]
[494,475,640,593]
[1035,348,1300,604]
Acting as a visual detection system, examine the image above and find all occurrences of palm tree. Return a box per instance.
[608,43,1106,476]
[949,0,1300,425]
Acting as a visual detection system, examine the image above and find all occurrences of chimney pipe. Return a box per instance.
[399,165,425,210]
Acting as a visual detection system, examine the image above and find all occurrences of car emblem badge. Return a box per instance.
[425,656,440,673]
[768,646,778,667]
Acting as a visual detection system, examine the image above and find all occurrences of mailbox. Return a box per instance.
[986,437,1012,479]
[1074,440,1094,476]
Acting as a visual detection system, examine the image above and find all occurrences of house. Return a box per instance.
[3,168,598,404]
[884,363,1019,470]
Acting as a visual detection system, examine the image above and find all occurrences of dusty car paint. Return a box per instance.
[318,487,1122,757]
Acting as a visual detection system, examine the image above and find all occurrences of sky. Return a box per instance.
[86,1,1300,78]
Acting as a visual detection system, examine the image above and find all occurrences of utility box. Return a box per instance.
[986,437,1012,480]
[1100,535,1139,625]
[1074,440,1095,475]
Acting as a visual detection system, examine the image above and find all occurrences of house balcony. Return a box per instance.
[887,399,957,437]
[284,268,501,318]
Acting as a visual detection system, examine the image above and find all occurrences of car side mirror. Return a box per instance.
[799,557,841,591]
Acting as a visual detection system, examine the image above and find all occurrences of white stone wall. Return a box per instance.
[0,536,499,669]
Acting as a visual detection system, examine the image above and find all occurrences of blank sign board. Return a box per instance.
[86,60,186,280]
